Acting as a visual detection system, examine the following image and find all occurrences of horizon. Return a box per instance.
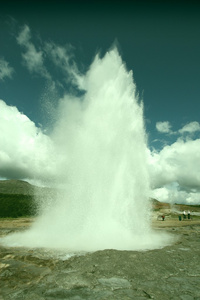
[1,178,200,208]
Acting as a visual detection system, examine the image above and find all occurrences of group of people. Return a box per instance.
[183,210,191,220]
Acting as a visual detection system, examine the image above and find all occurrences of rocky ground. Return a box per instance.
[0,217,200,300]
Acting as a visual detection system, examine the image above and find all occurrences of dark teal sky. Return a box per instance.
[1,0,200,148]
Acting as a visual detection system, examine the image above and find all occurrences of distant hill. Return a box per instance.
[0,180,60,218]
[0,180,43,218]
[0,179,54,196]
[0,179,36,195]
[151,198,170,210]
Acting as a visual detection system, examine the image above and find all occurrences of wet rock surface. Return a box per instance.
[0,221,200,300]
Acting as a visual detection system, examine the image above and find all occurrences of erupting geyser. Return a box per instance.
[1,48,171,251]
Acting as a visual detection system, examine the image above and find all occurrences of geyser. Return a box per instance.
[1,48,170,251]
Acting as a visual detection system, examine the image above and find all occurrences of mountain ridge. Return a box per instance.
[0,179,47,195]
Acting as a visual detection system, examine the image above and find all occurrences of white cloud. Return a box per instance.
[21,45,44,74]
[148,138,200,204]
[150,120,200,204]
[151,186,200,205]
[179,121,200,134]
[45,42,73,67]
[16,24,31,45]
[156,121,172,133]
[17,25,51,80]
[0,58,14,81]
[45,42,84,89]
[0,100,57,183]
[16,25,84,88]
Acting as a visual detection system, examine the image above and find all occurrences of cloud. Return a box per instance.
[16,24,30,45]
[156,121,172,133]
[179,121,200,134]
[148,137,200,204]
[16,25,51,80]
[45,42,84,89]
[0,58,14,81]
[16,25,84,90]
[0,100,57,183]
[151,186,200,205]
[154,120,200,146]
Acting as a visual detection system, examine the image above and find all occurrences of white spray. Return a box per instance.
[1,48,171,251]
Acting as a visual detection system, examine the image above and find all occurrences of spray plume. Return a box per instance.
[1,48,171,251]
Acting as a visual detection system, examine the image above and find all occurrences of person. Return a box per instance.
[183,210,186,220]
[188,210,191,219]
[162,215,165,221]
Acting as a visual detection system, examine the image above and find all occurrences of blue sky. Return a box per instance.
[0,0,200,204]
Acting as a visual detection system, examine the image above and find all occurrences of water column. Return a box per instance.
[1,48,171,251]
